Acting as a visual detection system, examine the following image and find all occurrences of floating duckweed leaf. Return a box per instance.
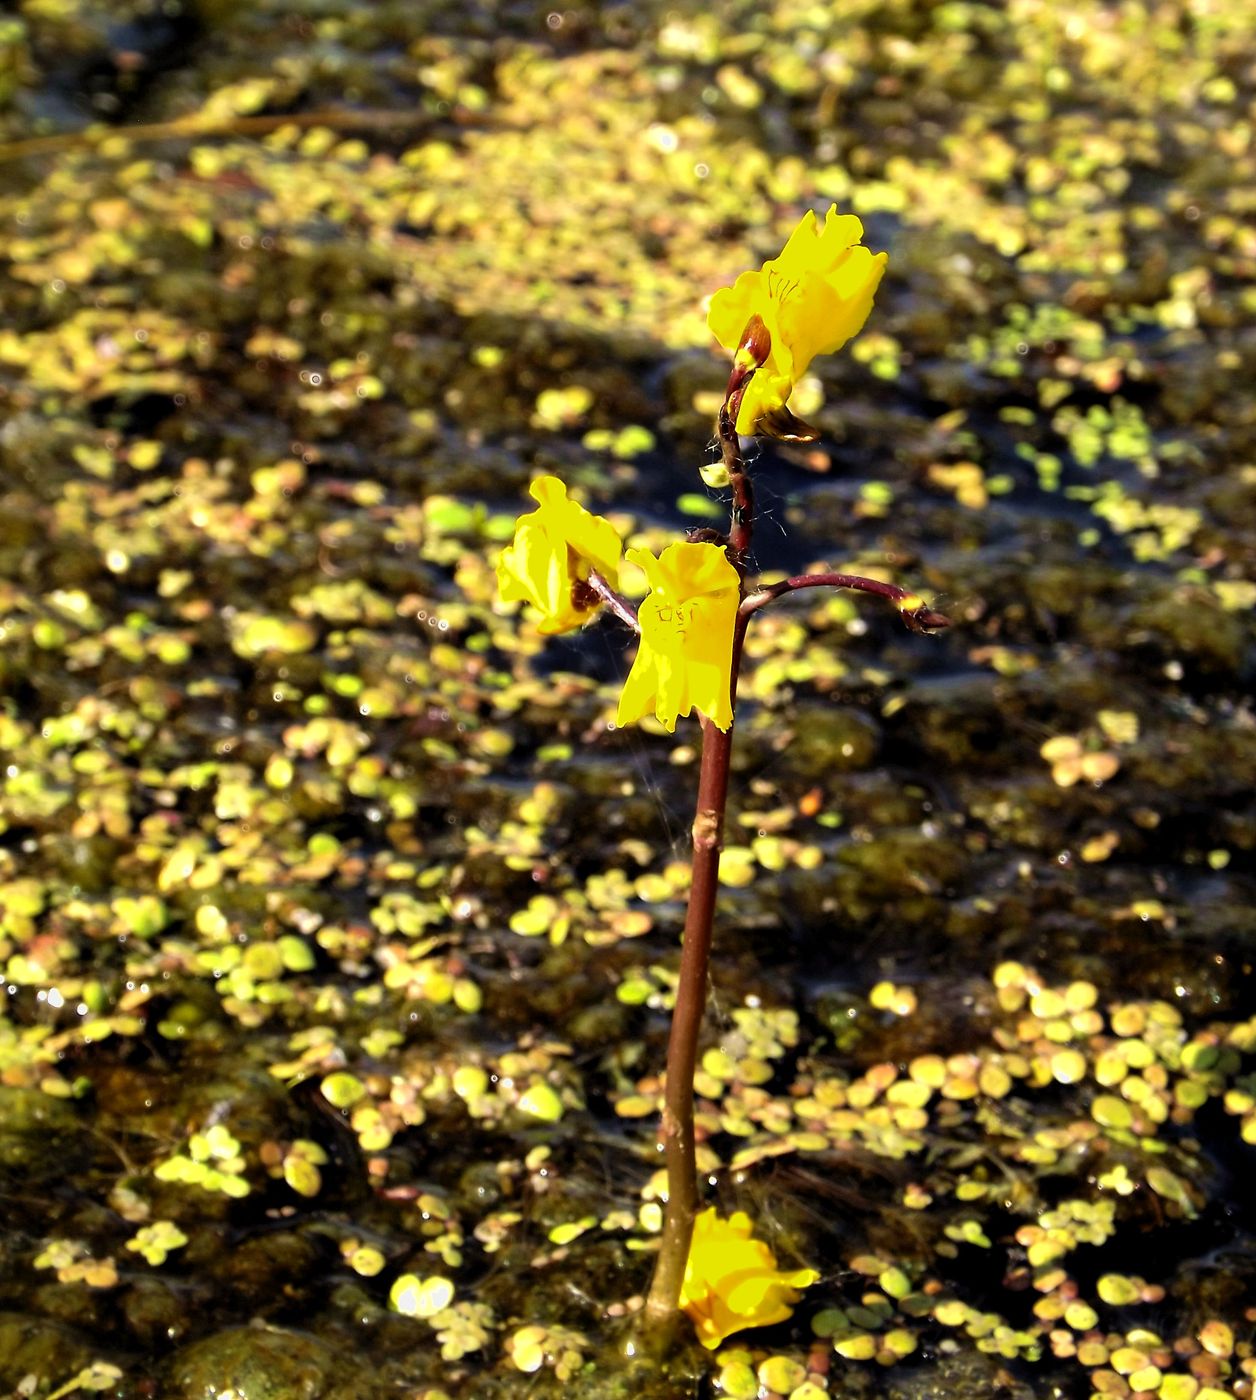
[321,1072,367,1109]
[346,1245,386,1277]
[1111,1345,1151,1374]
[715,1358,758,1399]
[978,1062,1013,1097]
[615,1094,657,1119]
[757,1356,806,1392]
[1157,1377,1202,1400]
[933,1300,970,1327]
[1091,1094,1134,1130]
[451,1066,489,1103]
[548,1216,596,1246]
[909,1055,947,1088]
[504,1324,586,1380]
[870,981,917,1016]
[833,1333,877,1360]
[533,385,594,430]
[1097,1274,1143,1306]
[282,1140,328,1198]
[516,1082,564,1122]
[1050,1049,1088,1084]
[507,1325,547,1373]
[811,1308,850,1337]
[125,1221,188,1266]
[1064,1301,1098,1331]
[229,613,318,659]
[390,1273,454,1318]
[1196,1321,1234,1358]
[1146,1166,1195,1213]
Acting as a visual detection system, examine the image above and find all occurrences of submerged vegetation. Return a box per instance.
[0,0,1254,1396]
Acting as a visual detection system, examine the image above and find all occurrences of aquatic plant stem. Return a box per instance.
[642,614,748,1339]
[583,568,640,633]
[642,346,758,1342]
[641,718,731,1335]
[742,573,950,633]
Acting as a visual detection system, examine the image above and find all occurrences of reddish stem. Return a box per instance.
[640,682,738,1335]
[582,568,640,633]
[742,572,950,632]
[643,347,756,1339]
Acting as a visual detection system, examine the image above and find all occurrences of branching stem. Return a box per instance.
[742,572,950,632]
[640,690,736,1337]
[584,568,640,633]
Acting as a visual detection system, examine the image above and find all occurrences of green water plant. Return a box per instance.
[495,205,948,1351]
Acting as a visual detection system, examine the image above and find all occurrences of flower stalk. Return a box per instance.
[641,708,736,1338]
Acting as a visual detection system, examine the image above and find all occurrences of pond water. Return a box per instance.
[0,1,1253,1397]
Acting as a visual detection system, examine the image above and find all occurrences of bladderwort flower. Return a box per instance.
[496,475,622,634]
[615,542,739,733]
[707,206,888,439]
[679,1208,819,1350]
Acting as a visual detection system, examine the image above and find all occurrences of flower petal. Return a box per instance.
[679,1208,818,1350]
[616,544,739,732]
[497,476,623,633]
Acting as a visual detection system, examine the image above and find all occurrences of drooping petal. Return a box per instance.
[615,543,739,732]
[496,475,623,634]
[679,1208,818,1349]
[707,270,766,352]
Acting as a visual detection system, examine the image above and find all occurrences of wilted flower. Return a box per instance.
[707,206,888,437]
[616,542,739,732]
[680,1208,819,1349]
[496,476,622,633]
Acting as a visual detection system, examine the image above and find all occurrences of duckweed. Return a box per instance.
[1,0,1253,1393]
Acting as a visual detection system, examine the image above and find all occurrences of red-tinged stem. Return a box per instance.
[741,572,950,633]
[640,694,737,1336]
[583,568,640,633]
[640,317,947,1349]
[643,345,758,1343]
[720,403,755,566]
[717,314,767,567]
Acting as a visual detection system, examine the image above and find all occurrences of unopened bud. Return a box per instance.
[735,314,771,369]
[901,605,951,634]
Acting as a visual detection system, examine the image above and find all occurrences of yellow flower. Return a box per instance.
[615,542,739,732]
[680,1208,819,1349]
[496,476,622,634]
[707,206,888,436]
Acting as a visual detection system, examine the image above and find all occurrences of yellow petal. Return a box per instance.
[615,544,738,732]
[733,368,790,437]
[707,270,765,352]
[497,476,622,633]
[679,1209,817,1349]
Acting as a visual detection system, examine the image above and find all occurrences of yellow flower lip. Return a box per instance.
[615,542,740,733]
[708,205,888,437]
[679,1207,819,1349]
[496,475,622,635]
